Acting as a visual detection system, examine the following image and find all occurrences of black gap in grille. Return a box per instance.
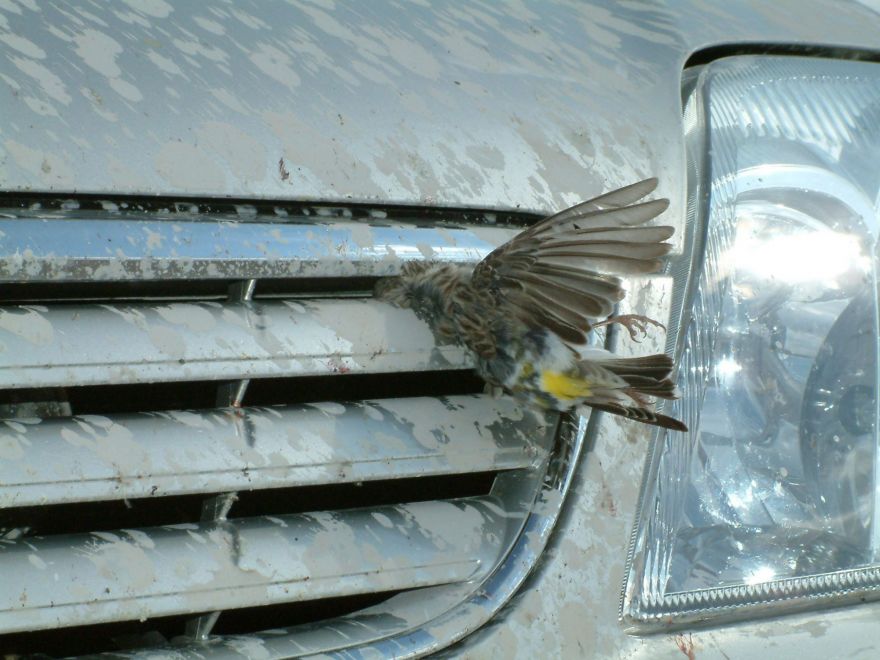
[228,471,497,519]
[0,387,71,417]
[0,381,219,416]
[0,492,206,537]
[244,370,485,407]
[210,589,401,636]
[253,275,379,298]
[1,192,541,228]
[0,472,498,539]
[1,279,237,303]
[0,590,400,657]
[0,370,484,417]
[0,276,382,304]
[0,611,189,657]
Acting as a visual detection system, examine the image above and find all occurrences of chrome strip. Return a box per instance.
[0,217,516,282]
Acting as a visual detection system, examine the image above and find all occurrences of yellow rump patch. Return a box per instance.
[540,370,592,400]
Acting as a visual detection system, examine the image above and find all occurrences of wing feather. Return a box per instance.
[472,178,672,343]
[537,177,661,227]
[531,199,670,239]
[532,240,672,260]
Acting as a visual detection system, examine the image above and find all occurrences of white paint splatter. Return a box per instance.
[193,15,225,35]
[109,77,142,102]
[0,33,45,58]
[372,512,394,528]
[155,303,217,333]
[146,50,184,77]
[11,56,70,104]
[209,86,250,114]
[74,29,122,78]
[195,121,267,183]
[0,306,54,345]
[121,0,172,18]
[249,43,301,89]
[154,141,225,190]
[148,325,186,358]
[0,434,25,460]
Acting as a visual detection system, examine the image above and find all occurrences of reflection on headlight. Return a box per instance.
[744,565,776,585]
[714,356,741,382]
[732,222,869,284]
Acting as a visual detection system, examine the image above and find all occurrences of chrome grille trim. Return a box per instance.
[0,216,517,282]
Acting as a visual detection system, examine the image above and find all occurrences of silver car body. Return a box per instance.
[2,1,880,657]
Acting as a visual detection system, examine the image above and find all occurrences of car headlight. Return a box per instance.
[622,55,880,629]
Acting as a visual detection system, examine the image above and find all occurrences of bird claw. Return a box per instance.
[592,314,665,342]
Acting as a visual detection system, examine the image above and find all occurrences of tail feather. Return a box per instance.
[621,376,678,398]
[577,352,688,431]
[582,353,678,398]
[595,353,674,375]
[586,400,688,432]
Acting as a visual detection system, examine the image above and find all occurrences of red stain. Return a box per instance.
[328,360,351,374]
[675,633,696,660]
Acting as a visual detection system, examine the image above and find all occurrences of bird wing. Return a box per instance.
[471,178,673,344]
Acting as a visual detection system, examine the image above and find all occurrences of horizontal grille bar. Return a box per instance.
[0,217,516,282]
[0,396,553,507]
[0,496,509,635]
[0,299,467,389]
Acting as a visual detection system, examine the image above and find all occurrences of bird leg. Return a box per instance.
[591,314,665,341]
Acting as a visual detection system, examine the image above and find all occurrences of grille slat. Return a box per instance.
[0,217,517,282]
[0,396,552,507]
[0,299,468,389]
[0,496,509,636]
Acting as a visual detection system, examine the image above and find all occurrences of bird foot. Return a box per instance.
[592,314,665,341]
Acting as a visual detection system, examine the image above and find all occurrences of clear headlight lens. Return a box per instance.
[623,56,880,629]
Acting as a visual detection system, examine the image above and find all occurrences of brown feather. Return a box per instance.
[531,198,671,238]
[564,225,675,242]
[532,178,660,228]
[470,180,673,345]
[537,255,664,275]
[585,401,688,432]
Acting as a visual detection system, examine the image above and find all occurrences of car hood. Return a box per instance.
[0,0,878,214]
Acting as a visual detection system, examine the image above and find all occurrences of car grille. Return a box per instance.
[0,197,586,657]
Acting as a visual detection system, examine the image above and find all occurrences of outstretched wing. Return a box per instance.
[471,178,673,344]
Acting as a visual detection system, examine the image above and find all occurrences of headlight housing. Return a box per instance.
[623,55,880,629]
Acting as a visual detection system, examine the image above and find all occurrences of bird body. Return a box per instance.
[375,179,687,432]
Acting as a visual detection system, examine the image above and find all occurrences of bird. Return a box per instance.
[374,178,687,432]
